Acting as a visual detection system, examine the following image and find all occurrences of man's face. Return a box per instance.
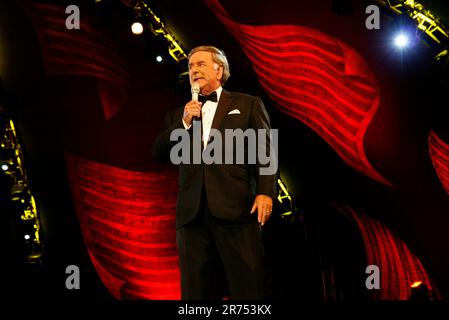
[188,51,223,95]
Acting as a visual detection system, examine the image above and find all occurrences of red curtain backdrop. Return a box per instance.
[23,2,129,120]
[205,0,391,186]
[65,152,180,299]
[429,130,449,196]
[333,203,438,300]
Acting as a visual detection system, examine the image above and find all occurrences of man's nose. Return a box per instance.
[190,70,200,80]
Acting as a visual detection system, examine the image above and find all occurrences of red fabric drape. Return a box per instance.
[24,3,129,120]
[65,153,180,299]
[429,130,449,196]
[333,203,438,300]
[205,0,391,186]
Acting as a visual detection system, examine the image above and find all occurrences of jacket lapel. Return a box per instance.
[210,89,232,131]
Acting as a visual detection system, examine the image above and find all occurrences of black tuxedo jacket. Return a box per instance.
[153,89,277,228]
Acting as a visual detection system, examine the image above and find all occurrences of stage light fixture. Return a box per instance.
[394,33,409,48]
[1,107,44,267]
[131,22,144,35]
[123,0,187,63]
[375,0,449,62]
[156,55,163,62]
[409,281,430,300]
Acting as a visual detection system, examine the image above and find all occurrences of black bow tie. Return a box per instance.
[199,91,218,103]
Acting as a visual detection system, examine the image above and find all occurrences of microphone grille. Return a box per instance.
[191,82,200,93]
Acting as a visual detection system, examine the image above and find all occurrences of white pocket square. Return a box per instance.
[228,109,240,115]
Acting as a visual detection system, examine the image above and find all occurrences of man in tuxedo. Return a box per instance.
[153,45,277,299]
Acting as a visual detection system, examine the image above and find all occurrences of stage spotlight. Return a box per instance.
[24,234,31,240]
[131,22,144,35]
[409,281,430,300]
[1,164,8,171]
[156,55,163,63]
[394,33,410,49]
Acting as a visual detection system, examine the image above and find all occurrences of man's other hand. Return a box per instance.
[250,194,273,226]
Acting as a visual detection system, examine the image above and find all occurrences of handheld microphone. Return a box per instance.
[191,82,200,102]
[191,82,201,120]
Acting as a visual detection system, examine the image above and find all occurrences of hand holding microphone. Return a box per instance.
[182,82,202,126]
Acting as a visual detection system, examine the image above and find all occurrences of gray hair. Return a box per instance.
[188,46,231,85]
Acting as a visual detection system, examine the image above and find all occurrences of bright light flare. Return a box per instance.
[394,33,409,48]
[131,22,144,35]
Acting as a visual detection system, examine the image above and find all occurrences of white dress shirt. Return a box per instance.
[183,86,222,149]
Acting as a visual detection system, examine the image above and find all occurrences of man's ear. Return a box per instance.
[216,65,223,81]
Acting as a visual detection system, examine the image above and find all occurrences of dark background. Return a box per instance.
[1,0,449,300]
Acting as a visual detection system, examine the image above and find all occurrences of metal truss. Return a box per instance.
[375,0,449,62]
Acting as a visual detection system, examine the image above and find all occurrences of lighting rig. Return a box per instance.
[374,0,449,63]
[0,105,44,267]
[121,0,188,64]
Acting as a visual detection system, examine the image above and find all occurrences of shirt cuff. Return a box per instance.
[182,119,191,130]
